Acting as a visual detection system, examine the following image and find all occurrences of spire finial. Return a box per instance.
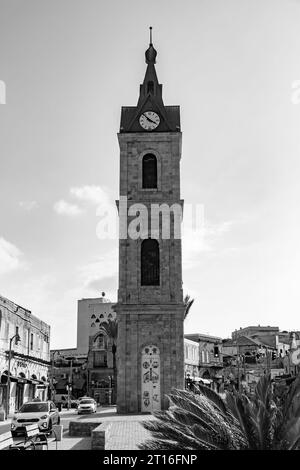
[145,27,157,64]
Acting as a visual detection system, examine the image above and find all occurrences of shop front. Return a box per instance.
[0,370,49,415]
[88,373,114,405]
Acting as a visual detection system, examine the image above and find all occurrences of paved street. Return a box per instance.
[0,405,153,450]
[0,405,113,434]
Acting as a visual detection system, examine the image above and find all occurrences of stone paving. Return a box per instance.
[105,420,151,450]
[52,408,153,450]
[48,435,91,450]
[1,406,155,450]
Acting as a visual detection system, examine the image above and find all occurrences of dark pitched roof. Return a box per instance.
[119,41,180,133]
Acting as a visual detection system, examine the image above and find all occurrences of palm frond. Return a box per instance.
[196,382,228,414]
[139,373,300,450]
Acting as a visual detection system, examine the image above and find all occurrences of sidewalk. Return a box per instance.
[0,417,11,430]
[48,435,91,450]
[48,406,153,450]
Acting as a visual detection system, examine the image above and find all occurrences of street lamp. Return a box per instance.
[6,333,21,417]
[50,350,61,402]
[65,357,73,410]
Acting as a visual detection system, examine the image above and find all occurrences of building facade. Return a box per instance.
[50,295,117,404]
[184,339,200,384]
[232,325,280,340]
[0,295,50,415]
[114,36,185,413]
[184,334,224,390]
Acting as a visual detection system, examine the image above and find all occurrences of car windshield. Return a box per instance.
[80,399,94,404]
[19,403,48,413]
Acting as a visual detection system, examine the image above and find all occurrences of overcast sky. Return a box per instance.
[1,0,300,349]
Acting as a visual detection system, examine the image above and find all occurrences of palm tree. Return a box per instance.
[139,374,300,450]
[183,294,194,321]
[102,319,118,403]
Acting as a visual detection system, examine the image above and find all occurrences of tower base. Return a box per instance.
[114,304,184,414]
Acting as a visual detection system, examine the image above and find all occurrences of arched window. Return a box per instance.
[142,154,157,189]
[94,333,108,350]
[141,239,160,286]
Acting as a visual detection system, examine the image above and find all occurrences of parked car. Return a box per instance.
[77,398,97,414]
[54,394,79,409]
[11,401,60,436]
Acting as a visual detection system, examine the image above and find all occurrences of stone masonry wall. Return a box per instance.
[116,307,184,414]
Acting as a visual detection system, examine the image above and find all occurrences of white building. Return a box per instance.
[0,295,50,415]
[184,338,200,381]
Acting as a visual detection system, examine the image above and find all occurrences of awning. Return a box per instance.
[29,380,40,385]
[1,372,20,384]
[0,373,47,386]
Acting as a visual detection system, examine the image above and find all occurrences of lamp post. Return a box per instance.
[87,368,90,397]
[50,350,60,402]
[6,333,21,418]
[65,357,73,410]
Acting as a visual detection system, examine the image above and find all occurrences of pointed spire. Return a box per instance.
[145,26,157,64]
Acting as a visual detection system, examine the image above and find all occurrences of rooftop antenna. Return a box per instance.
[149,26,153,45]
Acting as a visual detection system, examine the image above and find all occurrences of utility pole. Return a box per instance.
[87,368,89,397]
[66,357,73,410]
[51,352,55,401]
[6,333,21,418]
[50,350,60,401]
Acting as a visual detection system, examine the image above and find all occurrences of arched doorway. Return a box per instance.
[202,369,211,379]
[0,371,8,411]
[141,345,161,412]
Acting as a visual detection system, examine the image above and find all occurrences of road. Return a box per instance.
[0,405,112,439]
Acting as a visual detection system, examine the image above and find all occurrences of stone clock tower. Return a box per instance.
[114,31,185,413]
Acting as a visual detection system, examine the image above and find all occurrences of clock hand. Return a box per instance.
[144,114,157,125]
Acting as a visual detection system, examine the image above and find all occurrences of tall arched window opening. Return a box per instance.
[94,333,108,350]
[141,239,160,286]
[93,333,108,367]
[142,154,157,189]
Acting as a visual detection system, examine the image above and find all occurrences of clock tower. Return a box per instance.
[114,30,185,413]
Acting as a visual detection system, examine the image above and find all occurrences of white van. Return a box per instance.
[54,394,78,409]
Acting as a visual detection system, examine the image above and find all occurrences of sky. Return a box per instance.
[0,0,300,349]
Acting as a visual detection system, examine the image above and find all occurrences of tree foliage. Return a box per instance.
[139,374,300,450]
[183,295,194,321]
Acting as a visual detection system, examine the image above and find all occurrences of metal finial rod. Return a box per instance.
[149,26,153,45]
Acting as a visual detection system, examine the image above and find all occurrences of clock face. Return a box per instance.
[139,111,160,130]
